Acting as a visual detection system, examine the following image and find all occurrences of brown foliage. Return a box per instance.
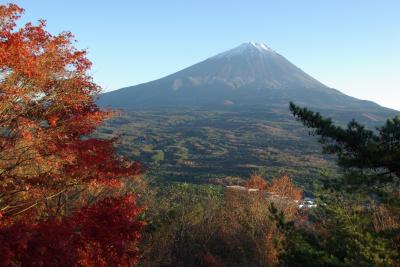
[372,205,399,233]
[141,175,302,266]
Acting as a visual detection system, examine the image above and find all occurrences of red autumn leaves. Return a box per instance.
[0,4,143,266]
[0,196,144,267]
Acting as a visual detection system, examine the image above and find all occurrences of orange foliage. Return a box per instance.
[247,173,268,190]
[266,174,302,201]
[265,175,302,219]
[0,4,143,265]
[0,2,141,218]
[264,225,282,266]
[224,174,302,266]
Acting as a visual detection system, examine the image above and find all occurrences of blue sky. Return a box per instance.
[8,0,400,110]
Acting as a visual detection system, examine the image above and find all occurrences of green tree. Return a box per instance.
[273,103,400,266]
[290,102,400,185]
[151,150,165,164]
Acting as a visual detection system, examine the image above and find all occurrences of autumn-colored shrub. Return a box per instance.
[265,175,302,219]
[247,173,268,189]
[141,175,302,267]
[267,175,302,201]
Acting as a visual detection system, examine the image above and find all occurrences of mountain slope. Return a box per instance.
[96,42,398,185]
[98,42,397,120]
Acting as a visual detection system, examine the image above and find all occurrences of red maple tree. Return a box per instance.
[0,4,143,266]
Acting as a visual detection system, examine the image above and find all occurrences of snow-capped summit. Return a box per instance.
[212,42,275,59]
[100,42,332,107]
[98,42,398,120]
[248,42,274,52]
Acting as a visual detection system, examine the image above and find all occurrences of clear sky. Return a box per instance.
[8,0,400,110]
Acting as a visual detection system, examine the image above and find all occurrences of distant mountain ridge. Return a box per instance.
[98,42,397,121]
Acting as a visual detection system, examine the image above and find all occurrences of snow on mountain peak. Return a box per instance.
[248,42,273,52]
[212,42,275,59]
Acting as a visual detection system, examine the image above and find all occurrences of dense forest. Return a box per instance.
[94,108,337,191]
[0,4,399,267]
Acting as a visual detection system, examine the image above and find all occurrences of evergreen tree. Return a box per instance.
[290,102,400,185]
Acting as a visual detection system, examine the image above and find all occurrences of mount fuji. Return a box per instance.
[98,42,397,121]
